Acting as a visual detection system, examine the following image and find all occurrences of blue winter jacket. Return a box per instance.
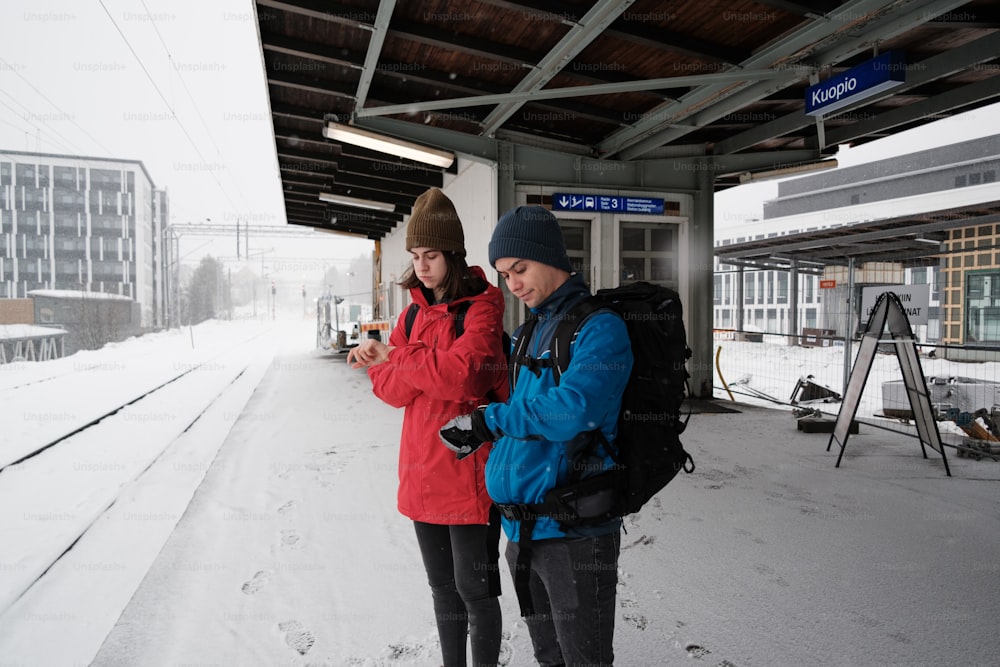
[483,273,633,541]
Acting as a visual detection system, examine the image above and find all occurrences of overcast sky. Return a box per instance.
[0,0,373,268]
[2,1,999,252]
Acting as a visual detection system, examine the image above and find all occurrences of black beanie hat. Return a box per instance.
[406,188,465,255]
[489,205,573,273]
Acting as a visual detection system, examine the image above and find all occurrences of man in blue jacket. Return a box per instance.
[440,205,633,666]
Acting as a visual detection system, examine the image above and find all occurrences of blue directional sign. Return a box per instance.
[805,51,906,116]
[552,193,664,215]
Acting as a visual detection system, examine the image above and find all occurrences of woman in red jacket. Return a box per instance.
[347,188,508,667]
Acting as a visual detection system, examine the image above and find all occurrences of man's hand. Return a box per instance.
[439,407,496,460]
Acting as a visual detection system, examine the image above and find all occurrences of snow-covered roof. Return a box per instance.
[0,324,67,340]
[27,290,133,302]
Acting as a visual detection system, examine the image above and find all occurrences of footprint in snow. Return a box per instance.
[623,611,648,630]
[281,529,302,548]
[498,631,515,666]
[277,500,296,514]
[686,643,711,659]
[278,620,315,655]
[241,570,269,595]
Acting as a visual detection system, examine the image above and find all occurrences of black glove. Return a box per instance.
[439,407,496,460]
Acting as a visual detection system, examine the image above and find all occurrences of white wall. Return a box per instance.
[379,158,498,319]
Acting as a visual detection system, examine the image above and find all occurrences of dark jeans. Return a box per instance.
[414,509,502,667]
[505,531,620,667]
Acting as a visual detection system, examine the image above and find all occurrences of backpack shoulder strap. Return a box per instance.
[509,314,538,393]
[405,300,475,340]
[403,302,420,339]
[452,300,473,338]
[510,296,610,389]
[550,296,609,384]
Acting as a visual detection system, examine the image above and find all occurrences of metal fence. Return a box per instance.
[711,326,1000,452]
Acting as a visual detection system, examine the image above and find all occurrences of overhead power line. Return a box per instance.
[97,0,244,217]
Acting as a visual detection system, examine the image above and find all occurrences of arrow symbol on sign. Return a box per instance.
[559,196,570,208]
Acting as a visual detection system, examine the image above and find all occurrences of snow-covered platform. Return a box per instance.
[5,322,1000,666]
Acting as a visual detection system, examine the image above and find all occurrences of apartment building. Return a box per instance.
[0,150,168,328]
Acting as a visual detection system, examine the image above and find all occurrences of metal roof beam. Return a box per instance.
[477,0,745,63]
[602,0,948,159]
[603,23,744,65]
[480,0,635,136]
[256,0,376,27]
[717,30,1000,155]
[260,32,364,69]
[353,0,395,111]
[824,74,1000,149]
[267,73,357,99]
[389,19,537,65]
[355,69,801,118]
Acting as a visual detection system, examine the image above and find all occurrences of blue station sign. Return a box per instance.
[805,51,906,117]
[552,193,664,215]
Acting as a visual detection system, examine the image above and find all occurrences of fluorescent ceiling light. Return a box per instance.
[319,192,395,212]
[323,121,455,169]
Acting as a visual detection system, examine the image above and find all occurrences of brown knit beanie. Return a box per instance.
[405,188,465,255]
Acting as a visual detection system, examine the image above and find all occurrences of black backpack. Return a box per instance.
[501,281,695,618]
[507,281,695,521]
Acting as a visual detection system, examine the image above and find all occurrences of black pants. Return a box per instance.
[507,532,620,667]
[413,508,503,667]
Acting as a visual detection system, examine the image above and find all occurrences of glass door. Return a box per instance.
[559,218,592,289]
[619,221,679,290]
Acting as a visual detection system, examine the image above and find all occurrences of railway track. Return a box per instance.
[0,330,275,617]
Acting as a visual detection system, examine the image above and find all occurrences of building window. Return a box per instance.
[555,218,592,288]
[777,272,788,304]
[955,175,967,188]
[619,221,677,289]
[965,272,1000,345]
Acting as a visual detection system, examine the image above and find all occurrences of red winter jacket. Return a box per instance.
[368,268,508,525]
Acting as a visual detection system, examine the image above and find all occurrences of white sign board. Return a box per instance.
[861,285,930,326]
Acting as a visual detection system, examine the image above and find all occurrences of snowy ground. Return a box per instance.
[1,317,999,666]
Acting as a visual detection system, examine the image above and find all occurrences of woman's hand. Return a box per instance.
[347,339,393,368]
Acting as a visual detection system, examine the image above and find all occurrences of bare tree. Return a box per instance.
[185,256,222,324]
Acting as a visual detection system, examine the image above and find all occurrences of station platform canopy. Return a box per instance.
[253,0,1000,240]
[715,200,1000,273]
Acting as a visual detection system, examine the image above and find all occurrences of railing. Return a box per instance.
[712,329,1000,442]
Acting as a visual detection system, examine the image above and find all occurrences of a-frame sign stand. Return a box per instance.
[827,292,951,476]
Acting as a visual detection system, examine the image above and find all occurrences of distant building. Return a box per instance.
[715,135,1000,345]
[0,150,168,328]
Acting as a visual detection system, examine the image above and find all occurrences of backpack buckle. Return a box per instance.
[495,503,533,521]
